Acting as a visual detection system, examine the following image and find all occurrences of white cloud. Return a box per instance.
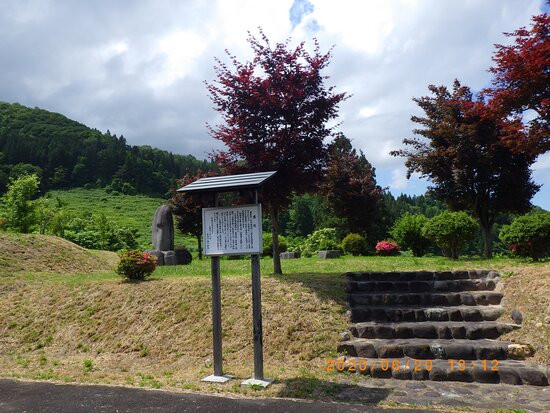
[309,0,399,55]
[0,0,547,207]
[358,105,378,119]
[153,30,208,87]
[390,168,409,190]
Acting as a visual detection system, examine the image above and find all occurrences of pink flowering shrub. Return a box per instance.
[116,250,157,281]
[375,240,400,256]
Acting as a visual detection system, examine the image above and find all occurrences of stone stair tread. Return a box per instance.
[347,279,498,293]
[343,337,512,346]
[349,320,519,339]
[338,338,527,360]
[350,304,503,311]
[348,291,503,306]
[350,305,504,323]
[351,321,519,328]
[347,270,499,282]
[338,356,549,386]
[350,291,501,297]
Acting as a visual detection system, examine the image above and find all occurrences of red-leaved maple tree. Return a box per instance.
[206,29,348,274]
[483,8,549,155]
[392,81,540,258]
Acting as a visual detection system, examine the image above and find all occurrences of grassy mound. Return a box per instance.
[0,271,347,398]
[0,232,118,275]
[0,256,548,401]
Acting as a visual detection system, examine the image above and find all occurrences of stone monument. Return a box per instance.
[148,205,190,266]
[152,205,174,251]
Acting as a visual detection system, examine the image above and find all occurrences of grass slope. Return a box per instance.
[0,246,548,403]
[500,267,550,364]
[47,188,194,251]
[0,232,117,275]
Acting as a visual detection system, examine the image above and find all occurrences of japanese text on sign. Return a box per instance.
[202,204,262,256]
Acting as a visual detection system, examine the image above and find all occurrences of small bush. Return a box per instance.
[0,174,40,233]
[262,233,288,257]
[342,233,367,256]
[375,240,400,256]
[285,236,305,253]
[499,212,550,260]
[390,213,431,257]
[116,250,157,281]
[422,211,477,259]
[64,213,138,251]
[300,228,340,257]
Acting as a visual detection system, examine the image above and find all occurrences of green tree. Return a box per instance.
[499,212,550,260]
[1,174,40,233]
[287,195,314,237]
[422,211,478,260]
[390,213,431,257]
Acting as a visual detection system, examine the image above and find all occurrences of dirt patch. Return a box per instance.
[0,233,118,275]
[499,263,550,365]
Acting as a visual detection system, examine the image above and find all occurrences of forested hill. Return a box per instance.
[0,102,216,196]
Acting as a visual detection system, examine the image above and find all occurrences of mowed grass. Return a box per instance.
[46,188,194,250]
[18,253,546,283]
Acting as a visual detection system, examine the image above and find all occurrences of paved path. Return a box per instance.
[347,377,550,412]
[0,379,430,413]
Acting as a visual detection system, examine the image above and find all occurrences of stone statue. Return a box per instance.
[152,205,174,251]
[147,205,191,266]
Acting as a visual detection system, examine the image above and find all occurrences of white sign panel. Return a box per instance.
[202,204,262,256]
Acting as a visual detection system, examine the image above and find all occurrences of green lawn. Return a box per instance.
[46,188,195,250]
[16,254,544,284]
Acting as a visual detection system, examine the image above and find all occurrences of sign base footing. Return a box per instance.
[202,374,233,383]
[241,378,274,388]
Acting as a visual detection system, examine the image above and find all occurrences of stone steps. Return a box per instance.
[336,357,549,386]
[350,321,520,340]
[338,338,520,360]
[346,270,499,282]
[350,305,504,323]
[348,291,503,307]
[335,270,548,386]
[347,279,498,293]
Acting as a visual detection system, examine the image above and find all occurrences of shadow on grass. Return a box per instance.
[267,272,348,306]
[276,376,392,405]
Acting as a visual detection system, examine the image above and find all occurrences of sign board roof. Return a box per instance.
[177,171,277,194]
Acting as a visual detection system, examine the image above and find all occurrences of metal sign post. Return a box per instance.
[202,194,231,383]
[177,171,276,388]
[241,190,273,387]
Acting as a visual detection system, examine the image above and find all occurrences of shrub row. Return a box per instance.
[261,211,549,260]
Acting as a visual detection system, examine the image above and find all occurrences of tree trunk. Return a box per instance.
[197,234,203,260]
[270,207,282,275]
[480,221,494,259]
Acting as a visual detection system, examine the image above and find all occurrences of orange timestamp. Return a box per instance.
[325,358,500,372]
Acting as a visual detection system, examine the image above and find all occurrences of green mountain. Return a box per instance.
[0,102,216,196]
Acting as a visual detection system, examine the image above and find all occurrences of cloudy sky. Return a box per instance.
[1,0,548,208]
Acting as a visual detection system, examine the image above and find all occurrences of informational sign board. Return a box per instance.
[202,204,262,256]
